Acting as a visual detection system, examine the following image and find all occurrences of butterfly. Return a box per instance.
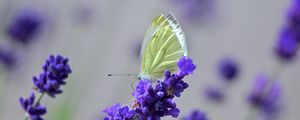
[138,12,188,81]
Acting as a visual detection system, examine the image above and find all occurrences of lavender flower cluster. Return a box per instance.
[20,92,47,120]
[33,55,72,97]
[275,0,300,61]
[204,57,239,103]
[244,1,300,118]
[7,9,43,44]
[247,75,282,118]
[103,56,196,120]
[0,9,44,69]
[19,55,72,120]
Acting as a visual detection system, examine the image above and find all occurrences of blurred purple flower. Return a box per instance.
[7,9,43,44]
[182,110,209,120]
[273,0,300,62]
[0,46,16,69]
[204,86,224,102]
[247,74,282,118]
[287,0,300,43]
[19,92,47,120]
[218,58,239,81]
[275,29,298,61]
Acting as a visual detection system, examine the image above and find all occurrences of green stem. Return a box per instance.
[24,116,29,120]
[24,113,29,120]
[35,92,45,106]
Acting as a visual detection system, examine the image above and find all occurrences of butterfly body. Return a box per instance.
[139,13,187,81]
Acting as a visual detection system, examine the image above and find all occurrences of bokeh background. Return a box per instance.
[0,0,299,120]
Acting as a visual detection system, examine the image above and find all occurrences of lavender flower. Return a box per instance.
[7,9,43,44]
[182,110,209,120]
[275,29,298,61]
[33,55,72,97]
[204,86,224,102]
[247,74,282,118]
[133,76,181,119]
[273,0,300,61]
[177,56,196,75]
[0,47,16,69]
[218,58,239,81]
[287,0,300,43]
[103,103,136,120]
[19,92,47,120]
[103,56,196,120]
[132,80,152,104]
[20,54,72,120]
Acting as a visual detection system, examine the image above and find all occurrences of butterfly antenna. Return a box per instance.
[107,74,137,76]
[107,73,137,90]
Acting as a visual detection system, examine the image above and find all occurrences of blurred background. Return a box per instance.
[0,0,299,120]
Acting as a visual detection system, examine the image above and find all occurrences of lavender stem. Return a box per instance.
[35,92,45,106]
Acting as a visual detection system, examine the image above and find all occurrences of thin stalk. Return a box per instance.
[24,116,29,120]
[35,93,45,106]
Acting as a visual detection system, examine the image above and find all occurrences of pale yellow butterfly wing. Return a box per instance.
[139,13,187,80]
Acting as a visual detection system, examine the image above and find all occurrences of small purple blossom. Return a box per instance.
[103,103,135,120]
[33,55,72,97]
[132,80,152,104]
[0,47,17,69]
[218,58,239,81]
[177,56,196,75]
[182,110,209,120]
[247,74,282,118]
[104,56,197,119]
[159,71,189,98]
[287,0,300,43]
[275,29,298,61]
[7,9,43,44]
[204,86,224,102]
[19,92,47,120]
